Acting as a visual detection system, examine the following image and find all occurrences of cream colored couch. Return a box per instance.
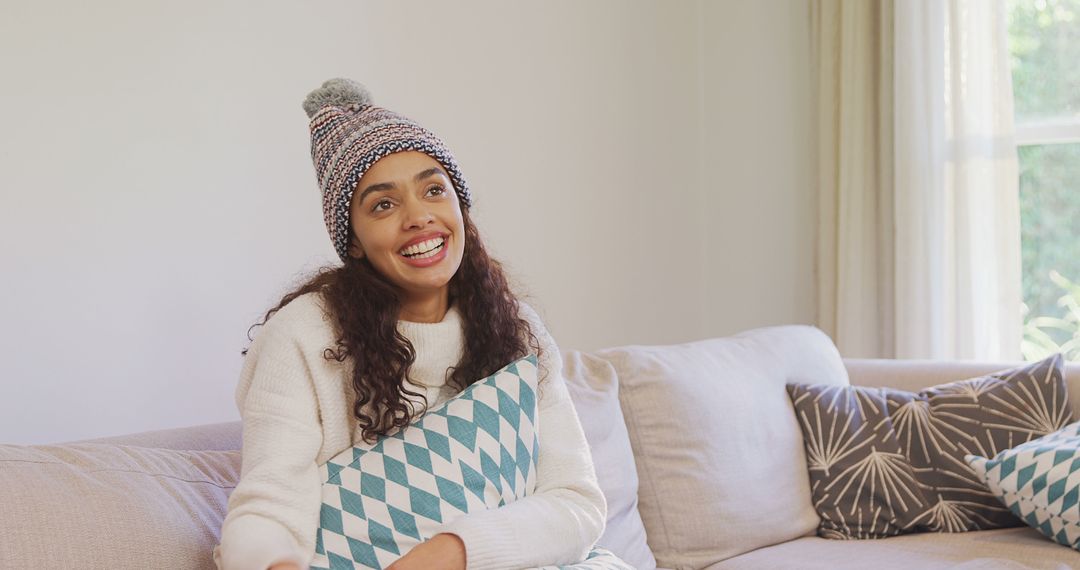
[2,325,1079,569]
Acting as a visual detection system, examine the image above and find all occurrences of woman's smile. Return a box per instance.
[398,234,449,267]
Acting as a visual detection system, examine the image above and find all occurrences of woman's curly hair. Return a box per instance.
[243,205,542,442]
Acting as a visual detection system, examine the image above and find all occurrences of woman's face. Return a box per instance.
[348,151,466,302]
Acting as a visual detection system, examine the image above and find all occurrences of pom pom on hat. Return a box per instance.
[302,78,374,118]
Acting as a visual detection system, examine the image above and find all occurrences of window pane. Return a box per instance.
[1007,0,1080,122]
[1019,143,1080,359]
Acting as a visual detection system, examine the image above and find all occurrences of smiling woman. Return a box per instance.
[212,79,614,570]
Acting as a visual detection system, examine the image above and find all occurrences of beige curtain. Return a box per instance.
[813,0,895,358]
[814,0,1021,360]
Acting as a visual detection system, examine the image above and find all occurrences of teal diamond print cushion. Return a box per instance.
[537,547,635,570]
[308,355,632,570]
[966,420,1080,550]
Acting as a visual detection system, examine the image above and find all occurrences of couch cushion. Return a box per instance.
[594,325,848,569]
[788,355,1072,539]
[967,419,1080,550]
[0,442,240,569]
[311,355,542,568]
[708,526,1080,569]
[563,350,657,570]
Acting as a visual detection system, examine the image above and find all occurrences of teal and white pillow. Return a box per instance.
[966,420,1080,550]
[537,548,635,570]
[309,355,631,570]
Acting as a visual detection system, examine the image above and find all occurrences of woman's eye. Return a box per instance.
[372,199,392,213]
[426,185,446,197]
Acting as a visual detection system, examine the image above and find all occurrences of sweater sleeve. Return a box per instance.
[441,303,608,570]
[214,318,325,570]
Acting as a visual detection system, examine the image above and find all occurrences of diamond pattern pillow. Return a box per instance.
[787,354,1071,539]
[309,355,631,570]
[966,420,1080,550]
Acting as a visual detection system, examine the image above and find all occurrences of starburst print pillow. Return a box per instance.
[787,354,1070,539]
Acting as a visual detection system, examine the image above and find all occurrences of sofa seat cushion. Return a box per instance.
[708,526,1080,569]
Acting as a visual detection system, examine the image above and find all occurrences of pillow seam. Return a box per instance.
[616,361,678,567]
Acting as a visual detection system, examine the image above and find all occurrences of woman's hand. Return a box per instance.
[267,564,304,570]
[386,533,467,570]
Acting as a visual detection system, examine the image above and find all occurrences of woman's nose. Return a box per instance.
[401,198,435,228]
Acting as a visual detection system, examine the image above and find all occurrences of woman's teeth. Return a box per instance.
[400,237,445,259]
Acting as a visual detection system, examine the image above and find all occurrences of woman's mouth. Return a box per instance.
[398,236,448,266]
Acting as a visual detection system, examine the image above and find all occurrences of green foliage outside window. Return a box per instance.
[1021,271,1080,361]
[1007,0,1080,121]
[1017,143,1080,354]
[1007,0,1080,361]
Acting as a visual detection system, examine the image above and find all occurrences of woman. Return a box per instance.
[213,79,607,570]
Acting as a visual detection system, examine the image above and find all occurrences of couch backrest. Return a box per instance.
[845,358,1080,418]
[70,420,242,450]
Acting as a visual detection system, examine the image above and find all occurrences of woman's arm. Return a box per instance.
[215,319,324,570]
[439,303,608,570]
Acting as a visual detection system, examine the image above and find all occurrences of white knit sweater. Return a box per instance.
[213,292,606,570]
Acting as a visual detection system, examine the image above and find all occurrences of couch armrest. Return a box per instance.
[64,420,242,451]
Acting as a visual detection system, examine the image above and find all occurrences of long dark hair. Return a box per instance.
[243,205,542,442]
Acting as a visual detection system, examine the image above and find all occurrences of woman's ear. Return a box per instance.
[348,236,365,259]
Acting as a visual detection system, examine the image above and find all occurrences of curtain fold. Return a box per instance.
[814,0,1021,360]
[813,0,895,358]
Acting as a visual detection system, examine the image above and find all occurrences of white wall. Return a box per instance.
[0,0,815,445]
[699,0,816,336]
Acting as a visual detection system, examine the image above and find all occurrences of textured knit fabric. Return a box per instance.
[213,292,605,570]
[303,78,472,262]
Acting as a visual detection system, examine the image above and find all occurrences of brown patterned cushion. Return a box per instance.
[787,354,1072,539]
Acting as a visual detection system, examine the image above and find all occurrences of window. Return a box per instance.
[1007,0,1080,360]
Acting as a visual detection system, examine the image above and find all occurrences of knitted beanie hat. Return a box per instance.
[303,78,472,262]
